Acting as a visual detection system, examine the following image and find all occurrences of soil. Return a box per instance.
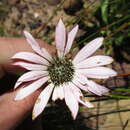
[0,0,130,130]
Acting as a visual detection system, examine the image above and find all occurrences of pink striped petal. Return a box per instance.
[52,87,58,101]
[73,37,104,64]
[78,99,94,108]
[24,31,43,55]
[64,25,79,55]
[72,76,88,92]
[41,48,52,61]
[58,85,64,100]
[52,85,64,101]
[70,83,94,108]
[74,71,88,85]
[12,52,49,65]
[70,83,83,97]
[55,19,66,56]
[72,72,88,92]
[15,76,49,100]
[24,31,51,61]
[13,61,47,71]
[64,85,79,119]
[78,67,117,79]
[32,84,54,119]
[14,71,48,89]
[86,79,109,96]
[75,55,113,69]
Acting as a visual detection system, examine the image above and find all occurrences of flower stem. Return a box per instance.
[115,72,130,77]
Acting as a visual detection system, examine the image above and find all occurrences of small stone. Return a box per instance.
[63,0,83,15]
[8,0,19,5]
[43,0,62,6]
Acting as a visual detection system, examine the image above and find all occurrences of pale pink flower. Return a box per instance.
[12,19,117,120]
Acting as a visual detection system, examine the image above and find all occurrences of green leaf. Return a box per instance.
[101,0,109,24]
[115,88,130,92]
[109,94,130,99]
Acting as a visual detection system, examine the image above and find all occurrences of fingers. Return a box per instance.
[0,37,55,65]
[0,88,41,130]
[0,37,55,129]
[0,37,55,128]
[0,37,55,77]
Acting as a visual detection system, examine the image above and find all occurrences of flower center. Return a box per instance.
[47,56,74,86]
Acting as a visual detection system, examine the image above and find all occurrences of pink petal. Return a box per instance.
[72,77,88,92]
[74,71,88,85]
[52,85,64,101]
[52,87,58,101]
[41,48,52,61]
[55,19,66,56]
[78,67,117,79]
[15,76,49,100]
[70,82,83,97]
[73,37,104,64]
[75,55,113,69]
[24,31,51,61]
[72,73,88,92]
[64,25,79,55]
[13,61,47,71]
[32,84,54,120]
[58,86,64,100]
[70,83,94,108]
[86,79,109,96]
[78,99,94,108]
[12,52,49,65]
[14,71,48,89]
[64,85,79,119]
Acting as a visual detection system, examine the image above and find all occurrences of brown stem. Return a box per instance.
[115,72,130,77]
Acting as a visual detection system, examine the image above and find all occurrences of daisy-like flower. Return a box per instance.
[12,19,117,120]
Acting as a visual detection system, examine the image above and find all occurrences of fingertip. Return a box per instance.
[0,37,55,69]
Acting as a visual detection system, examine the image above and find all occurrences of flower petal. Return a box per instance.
[64,85,79,119]
[13,61,47,71]
[75,55,113,69]
[78,99,94,108]
[32,84,54,120]
[86,79,109,96]
[70,82,83,97]
[72,72,89,91]
[14,71,48,89]
[41,48,53,61]
[74,71,88,85]
[64,25,79,55]
[78,67,117,79]
[73,37,104,64]
[12,52,49,65]
[24,31,52,61]
[15,76,49,100]
[55,19,66,56]
[70,83,94,108]
[72,75,88,92]
[52,85,64,101]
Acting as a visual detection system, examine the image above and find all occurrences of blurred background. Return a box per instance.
[0,0,130,130]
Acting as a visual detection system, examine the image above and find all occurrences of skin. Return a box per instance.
[0,37,55,130]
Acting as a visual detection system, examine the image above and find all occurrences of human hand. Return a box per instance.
[0,37,54,130]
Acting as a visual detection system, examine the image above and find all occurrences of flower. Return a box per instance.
[12,19,117,120]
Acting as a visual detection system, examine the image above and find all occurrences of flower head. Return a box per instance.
[12,19,117,120]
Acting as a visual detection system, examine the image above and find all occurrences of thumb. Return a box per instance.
[0,37,55,78]
[0,37,55,65]
[0,88,41,130]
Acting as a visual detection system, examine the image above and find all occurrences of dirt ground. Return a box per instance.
[0,0,130,130]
